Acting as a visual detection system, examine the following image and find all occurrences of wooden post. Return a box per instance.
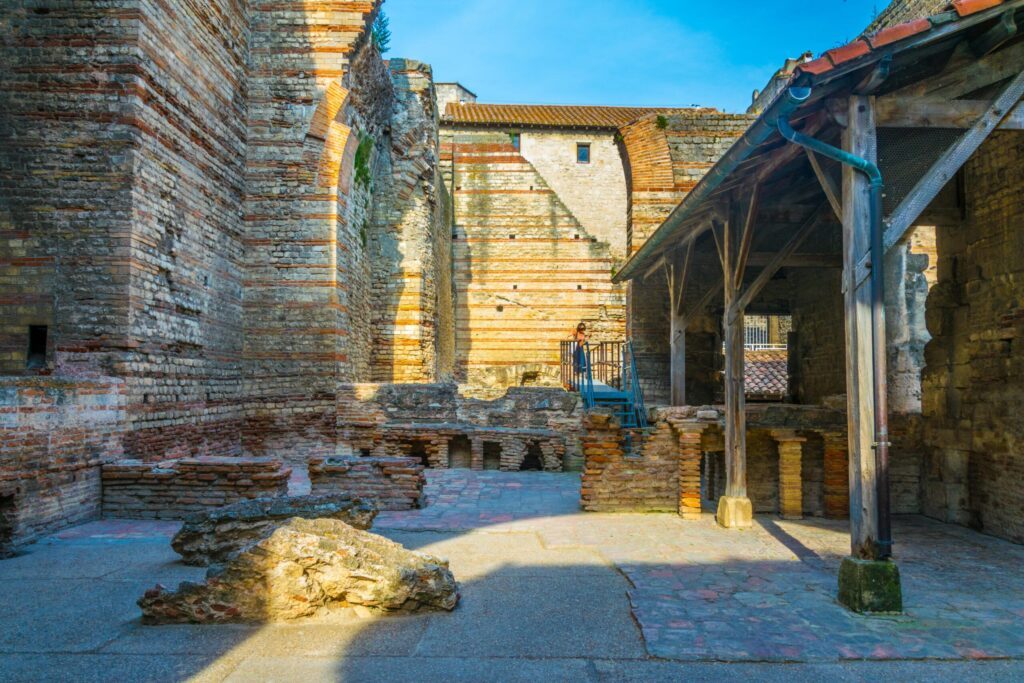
[841,95,881,559]
[670,309,686,406]
[714,206,753,529]
[667,243,692,406]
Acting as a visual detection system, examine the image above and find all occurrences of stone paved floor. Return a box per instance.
[0,470,1022,682]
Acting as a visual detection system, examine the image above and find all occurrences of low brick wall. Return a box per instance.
[580,411,680,512]
[2,377,127,551]
[101,457,291,520]
[309,456,424,510]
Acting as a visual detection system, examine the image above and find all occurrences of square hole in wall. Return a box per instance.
[26,325,47,369]
[574,234,580,240]
[512,284,518,290]
[496,305,504,312]
[577,285,583,290]
[509,234,516,240]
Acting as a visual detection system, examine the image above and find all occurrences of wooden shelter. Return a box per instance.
[613,0,1024,611]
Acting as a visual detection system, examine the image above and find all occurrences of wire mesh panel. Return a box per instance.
[878,127,965,215]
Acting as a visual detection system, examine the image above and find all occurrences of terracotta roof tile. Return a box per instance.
[825,39,872,65]
[744,350,788,399]
[866,18,933,48]
[953,0,1004,16]
[795,0,1009,79]
[443,103,691,129]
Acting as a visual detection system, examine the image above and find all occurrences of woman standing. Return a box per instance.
[570,322,588,374]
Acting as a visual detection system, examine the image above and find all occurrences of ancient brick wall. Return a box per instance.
[369,59,454,383]
[122,0,252,460]
[101,457,290,520]
[0,2,141,376]
[336,383,583,468]
[240,2,384,463]
[619,111,751,405]
[441,128,626,390]
[580,412,680,512]
[519,131,629,259]
[1,378,127,550]
[864,0,949,34]
[309,456,424,510]
[922,133,1024,543]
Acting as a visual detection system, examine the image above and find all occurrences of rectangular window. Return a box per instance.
[27,325,47,369]
[577,143,591,164]
[510,132,521,151]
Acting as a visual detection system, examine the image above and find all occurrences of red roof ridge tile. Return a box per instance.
[796,0,1009,79]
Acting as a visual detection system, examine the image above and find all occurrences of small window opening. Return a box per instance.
[496,305,504,312]
[27,326,47,369]
[509,234,516,240]
[510,133,521,151]
[452,232,458,240]
[407,441,430,468]
[577,143,591,164]
[483,442,502,471]
[448,435,472,469]
[360,448,372,457]
[512,284,518,290]
[521,443,544,471]
[574,234,580,240]
[577,285,583,291]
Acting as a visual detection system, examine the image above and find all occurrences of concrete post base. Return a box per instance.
[837,557,903,614]
[716,496,753,529]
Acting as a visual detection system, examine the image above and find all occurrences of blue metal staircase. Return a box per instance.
[561,340,648,429]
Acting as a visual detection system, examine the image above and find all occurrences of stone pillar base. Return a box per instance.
[837,557,903,614]
[716,496,753,529]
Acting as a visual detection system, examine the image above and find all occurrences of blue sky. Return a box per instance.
[385,0,884,113]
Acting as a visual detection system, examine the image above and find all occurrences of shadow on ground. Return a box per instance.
[1,471,1023,682]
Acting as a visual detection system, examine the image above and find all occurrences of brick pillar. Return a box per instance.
[772,430,806,520]
[470,438,483,471]
[823,430,849,519]
[676,422,707,520]
[435,440,449,469]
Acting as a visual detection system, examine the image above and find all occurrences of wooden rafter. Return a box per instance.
[855,68,1024,286]
[805,149,842,219]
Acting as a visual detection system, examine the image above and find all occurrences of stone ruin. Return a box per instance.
[140,518,459,623]
[171,494,378,567]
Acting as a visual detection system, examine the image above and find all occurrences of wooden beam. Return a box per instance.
[747,252,841,268]
[898,39,1024,100]
[732,205,828,317]
[805,149,842,219]
[675,240,694,317]
[856,70,1024,287]
[682,280,723,321]
[843,95,882,560]
[721,203,747,503]
[733,185,760,286]
[876,98,1024,130]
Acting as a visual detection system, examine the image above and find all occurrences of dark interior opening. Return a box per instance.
[0,493,15,553]
[521,442,543,471]
[360,448,372,457]
[27,325,47,369]
[407,441,430,468]
[483,442,502,470]
[448,435,472,469]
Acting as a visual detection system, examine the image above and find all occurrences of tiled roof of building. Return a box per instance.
[744,350,789,400]
[795,0,1012,78]
[443,103,711,130]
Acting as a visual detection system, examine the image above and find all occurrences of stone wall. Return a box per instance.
[336,383,582,470]
[441,127,626,390]
[581,404,851,519]
[922,133,1024,544]
[309,456,424,510]
[580,412,680,512]
[519,130,628,258]
[1,378,127,550]
[369,59,454,383]
[101,457,290,520]
[620,111,751,405]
